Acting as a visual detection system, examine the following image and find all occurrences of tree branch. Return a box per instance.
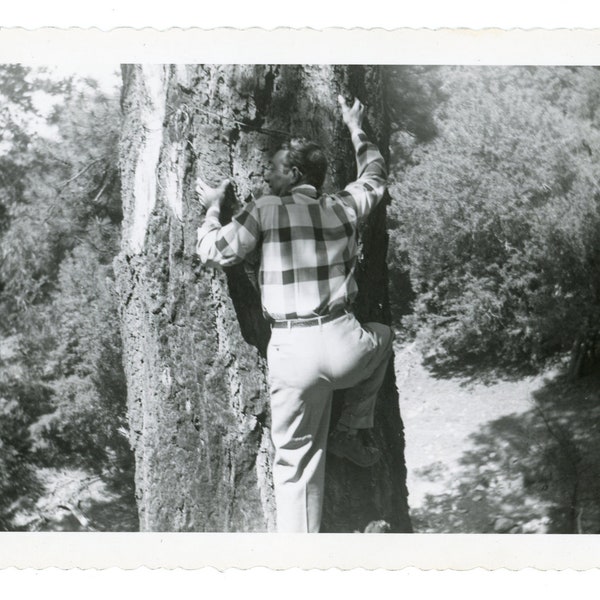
[57,157,104,191]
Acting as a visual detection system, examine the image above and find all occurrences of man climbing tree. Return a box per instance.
[116,64,411,533]
[196,95,394,532]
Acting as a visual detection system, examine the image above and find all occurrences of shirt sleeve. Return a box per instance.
[337,128,388,220]
[196,201,261,268]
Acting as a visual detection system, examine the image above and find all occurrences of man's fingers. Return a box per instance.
[196,177,229,193]
[338,95,364,118]
[196,177,231,209]
[196,176,209,190]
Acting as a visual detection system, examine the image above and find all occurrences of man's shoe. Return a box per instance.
[328,430,381,467]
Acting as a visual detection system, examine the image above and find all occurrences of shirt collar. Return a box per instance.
[292,184,318,199]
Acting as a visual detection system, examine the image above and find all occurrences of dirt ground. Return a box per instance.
[396,342,600,534]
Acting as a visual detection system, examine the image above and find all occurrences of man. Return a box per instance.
[196,95,393,533]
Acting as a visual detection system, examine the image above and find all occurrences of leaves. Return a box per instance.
[0,68,121,324]
[0,66,132,528]
[389,66,600,369]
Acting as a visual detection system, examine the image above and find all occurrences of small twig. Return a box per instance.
[58,157,104,190]
[91,176,110,204]
[186,139,199,160]
[56,503,98,532]
[577,506,584,534]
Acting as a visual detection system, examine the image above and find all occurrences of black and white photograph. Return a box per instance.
[2,27,600,575]
[2,58,600,537]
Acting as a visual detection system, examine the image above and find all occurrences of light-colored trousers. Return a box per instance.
[267,312,394,533]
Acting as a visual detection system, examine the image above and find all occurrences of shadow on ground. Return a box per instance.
[423,352,540,386]
[410,371,600,533]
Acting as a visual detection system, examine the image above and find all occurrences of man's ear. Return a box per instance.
[291,166,303,184]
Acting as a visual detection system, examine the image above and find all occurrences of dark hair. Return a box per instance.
[280,138,328,191]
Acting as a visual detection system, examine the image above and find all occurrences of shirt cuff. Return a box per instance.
[351,127,368,145]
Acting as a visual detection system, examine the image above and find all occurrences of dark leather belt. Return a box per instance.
[271,307,349,329]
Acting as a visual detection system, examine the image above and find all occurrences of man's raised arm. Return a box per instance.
[337,96,388,220]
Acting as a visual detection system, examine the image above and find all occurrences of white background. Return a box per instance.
[0,0,599,29]
[2,0,600,596]
[3,567,600,599]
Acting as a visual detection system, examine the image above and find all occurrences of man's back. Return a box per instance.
[253,184,359,319]
[197,126,387,322]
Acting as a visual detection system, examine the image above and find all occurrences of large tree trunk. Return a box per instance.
[115,64,412,533]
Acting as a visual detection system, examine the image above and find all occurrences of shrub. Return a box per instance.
[389,67,600,370]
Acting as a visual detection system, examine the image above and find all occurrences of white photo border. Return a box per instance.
[1,27,600,570]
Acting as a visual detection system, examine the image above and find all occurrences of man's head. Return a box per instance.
[265,138,328,196]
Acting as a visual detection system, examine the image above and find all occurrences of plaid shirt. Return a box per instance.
[197,128,387,320]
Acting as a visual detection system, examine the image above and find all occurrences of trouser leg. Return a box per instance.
[337,322,394,430]
[269,380,332,533]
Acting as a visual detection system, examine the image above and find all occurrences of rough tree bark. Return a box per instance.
[115,64,412,532]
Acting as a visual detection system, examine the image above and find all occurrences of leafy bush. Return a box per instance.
[0,66,132,527]
[0,69,121,326]
[0,377,52,528]
[24,241,131,472]
[389,67,600,369]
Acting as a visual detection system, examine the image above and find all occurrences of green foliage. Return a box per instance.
[0,65,35,150]
[389,66,600,369]
[0,376,52,529]
[0,65,131,528]
[0,69,121,322]
[385,66,446,145]
[23,242,131,472]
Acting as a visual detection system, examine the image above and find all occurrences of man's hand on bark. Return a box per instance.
[196,177,230,210]
[338,95,365,133]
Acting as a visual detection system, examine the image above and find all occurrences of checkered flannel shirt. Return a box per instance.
[197,128,387,320]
